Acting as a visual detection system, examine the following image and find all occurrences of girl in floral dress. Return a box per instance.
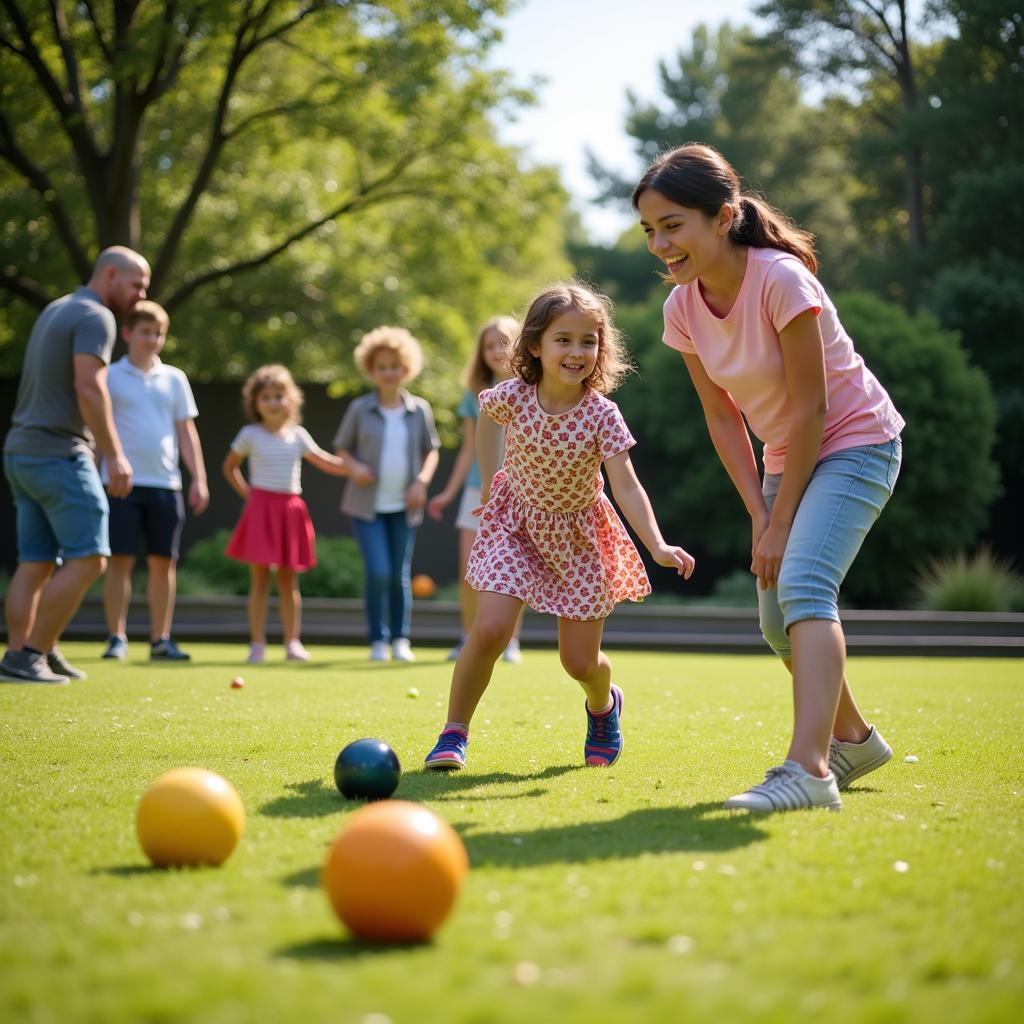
[424,282,695,771]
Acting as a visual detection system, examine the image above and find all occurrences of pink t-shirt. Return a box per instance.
[662,248,904,474]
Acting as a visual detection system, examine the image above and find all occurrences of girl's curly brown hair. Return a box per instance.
[511,281,633,395]
[241,364,304,424]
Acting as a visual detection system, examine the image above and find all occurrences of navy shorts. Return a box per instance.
[107,486,186,560]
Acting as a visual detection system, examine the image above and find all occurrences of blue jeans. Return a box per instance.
[758,439,902,659]
[4,452,110,562]
[351,512,417,643]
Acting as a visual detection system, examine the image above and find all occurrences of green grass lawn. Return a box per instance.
[1,643,1022,1023]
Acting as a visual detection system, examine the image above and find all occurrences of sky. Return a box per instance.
[488,0,760,244]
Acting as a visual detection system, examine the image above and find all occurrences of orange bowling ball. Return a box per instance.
[323,800,468,942]
[136,768,245,867]
[411,573,437,598]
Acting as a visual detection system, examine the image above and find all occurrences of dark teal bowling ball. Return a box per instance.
[334,739,401,800]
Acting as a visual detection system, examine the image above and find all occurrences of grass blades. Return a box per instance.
[2,644,1022,1023]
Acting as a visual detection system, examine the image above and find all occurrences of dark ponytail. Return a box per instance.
[632,143,818,274]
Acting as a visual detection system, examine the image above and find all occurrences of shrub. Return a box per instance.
[915,547,1024,613]
[179,530,363,598]
[703,569,759,608]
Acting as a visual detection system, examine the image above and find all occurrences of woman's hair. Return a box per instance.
[631,143,817,273]
[353,325,424,382]
[464,315,519,394]
[241,364,304,424]
[512,281,632,395]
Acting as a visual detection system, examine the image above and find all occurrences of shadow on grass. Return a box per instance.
[276,935,429,960]
[456,801,768,866]
[260,778,346,818]
[401,763,581,802]
[95,864,156,877]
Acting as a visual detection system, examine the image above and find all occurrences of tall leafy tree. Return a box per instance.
[0,0,570,384]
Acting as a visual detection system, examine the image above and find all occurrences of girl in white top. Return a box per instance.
[223,364,349,664]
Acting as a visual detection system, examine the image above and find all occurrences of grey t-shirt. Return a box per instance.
[3,287,117,458]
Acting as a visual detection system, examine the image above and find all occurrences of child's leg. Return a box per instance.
[248,564,272,645]
[275,567,301,645]
[383,512,415,642]
[456,528,477,638]
[557,617,611,709]
[351,518,390,643]
[103,555,135,638]
[446,592,523,725]
[145,555,175,643]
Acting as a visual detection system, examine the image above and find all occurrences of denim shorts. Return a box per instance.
[758,438,902,659]
[4,452,110,562]
[108,486,186,560]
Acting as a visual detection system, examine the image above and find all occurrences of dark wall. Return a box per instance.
[0,378,460,583]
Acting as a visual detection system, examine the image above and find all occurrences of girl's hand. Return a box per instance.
[651,543,696,579]
[350,462,375,486]
[427,492,451,520]
[752,520,790,589]
[406,479,428,511]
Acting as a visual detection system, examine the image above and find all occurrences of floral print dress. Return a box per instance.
[465,377,650,620]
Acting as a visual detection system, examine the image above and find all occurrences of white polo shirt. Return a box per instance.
[102,356,199,489]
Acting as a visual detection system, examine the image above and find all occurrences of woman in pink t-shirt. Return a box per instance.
[634,144,904,815]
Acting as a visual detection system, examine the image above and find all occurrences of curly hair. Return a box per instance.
[353,325,424,382]
[241,364,304,424]
[511,281,632,395]
[463,315,519,394]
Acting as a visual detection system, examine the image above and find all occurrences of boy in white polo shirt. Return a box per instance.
[100,301,208,661]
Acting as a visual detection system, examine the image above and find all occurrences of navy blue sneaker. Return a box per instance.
[584,684,624,766]
[150,638,191,661]
[424,728,468,770]
[102,635,128,660]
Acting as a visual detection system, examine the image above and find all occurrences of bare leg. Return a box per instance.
[5,561,54,649]
[781,656,870,745]
[276,567,301,645]
[557,617,611,709]
[146,555,176,642]
[24,556,105,654]
[103,555,135,638]
[248,565,271,645]
[786,619,846,777]
[456,529,477,638]
[446,591,522,725]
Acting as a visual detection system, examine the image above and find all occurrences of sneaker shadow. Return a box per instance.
[454,801,768,866]
[402,763,582,802]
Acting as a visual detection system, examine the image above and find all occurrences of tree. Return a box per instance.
[0,0,570,386]
[755,0,930,305]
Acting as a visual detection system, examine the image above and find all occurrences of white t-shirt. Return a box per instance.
[374,406,409,513]
[230,423,316,494]
[102,356,198,489]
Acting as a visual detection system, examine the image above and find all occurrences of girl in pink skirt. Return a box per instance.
[223,364,349,664]
[424,282,696,772]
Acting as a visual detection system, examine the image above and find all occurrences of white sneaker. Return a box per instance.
[391,638,415,662]
[724,760,842,814]
[285,640,311,662]
[501,639,523,663]
[246,643,266,665]
[829,725,893,790]
[369,640,390,662]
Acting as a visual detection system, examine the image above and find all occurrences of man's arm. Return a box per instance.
[74,354,132,497]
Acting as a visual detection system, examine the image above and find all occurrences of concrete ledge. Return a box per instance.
[48,596,1024,656]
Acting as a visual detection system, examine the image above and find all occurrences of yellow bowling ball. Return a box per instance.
[136,768,245,867]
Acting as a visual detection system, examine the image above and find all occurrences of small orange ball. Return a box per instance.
[323,800,468,942]
[411,573,437,598]
[136,768,245,867]
[230,676,245,689]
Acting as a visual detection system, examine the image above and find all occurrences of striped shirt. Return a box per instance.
[230,423,316,494]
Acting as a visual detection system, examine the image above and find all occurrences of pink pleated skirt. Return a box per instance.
[226,488,317,571]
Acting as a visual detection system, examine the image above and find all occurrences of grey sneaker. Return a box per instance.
[829,725,893,790]
[724,760,842,814]
[0,649,70,685]
[47,648,87,680]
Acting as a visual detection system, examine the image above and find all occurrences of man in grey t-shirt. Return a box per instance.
[1,246,149,685]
